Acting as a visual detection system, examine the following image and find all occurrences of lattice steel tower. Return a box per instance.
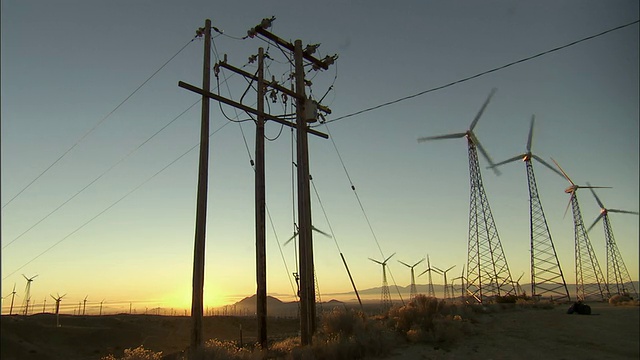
[418,89,515,303]
[553,160,609,301]
[398,258,425,301]
[587,187,639,299]
[492,117,570,301]
[418,255,438,298]
[369,253,395,310]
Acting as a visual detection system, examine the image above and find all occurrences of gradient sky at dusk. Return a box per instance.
[2,1,638,313]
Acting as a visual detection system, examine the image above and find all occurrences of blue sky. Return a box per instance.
[2,1,638,312]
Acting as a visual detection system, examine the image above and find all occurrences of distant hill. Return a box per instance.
[218,295,346,317]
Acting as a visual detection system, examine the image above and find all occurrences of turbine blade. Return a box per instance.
[563,192,574,220]
[413,258,426,267]
[526,115,535,152]
[608,209,639,215]
[283,232,298,247]
[417,132,467,142]
[22,274,28,281]
[469,88,497,131]
[446,265,456,272]
[586,183,605,209]
[311,226,332,238]
[418,269,429,277]
[398,260,412,268]
[587,213,604,233]
[384,252,396,263]
[433,266,444,273]
[51,294,57,301]
[490,154,523,169]
[369,258,384,265]
[471,133,501,175]
[532,155,564,178]
[551,158,574,185]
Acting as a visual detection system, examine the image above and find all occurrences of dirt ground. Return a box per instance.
[378,302,640,360]
[2,302,638,360]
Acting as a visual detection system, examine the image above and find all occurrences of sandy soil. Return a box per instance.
[2,303,638,360]
[378,303,640,360]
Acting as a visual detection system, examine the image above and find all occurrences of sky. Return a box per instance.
[2,1,638,314]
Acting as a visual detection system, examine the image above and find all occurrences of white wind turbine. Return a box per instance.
[398,258,425,300]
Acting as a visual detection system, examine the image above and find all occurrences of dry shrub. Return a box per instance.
[515,298,555,309]
[609,294,639,306]
[201,339,255,360]
[101,346,162,360]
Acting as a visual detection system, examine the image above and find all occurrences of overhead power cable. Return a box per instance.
[2,99,201,250]
[2,121,232,280]
[2,37,197,209]
[323,19,639,125]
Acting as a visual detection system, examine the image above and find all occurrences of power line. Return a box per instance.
[2,99,201,250]
[323,19,639,125]
[2,37,197,209]
[2,121,232,280]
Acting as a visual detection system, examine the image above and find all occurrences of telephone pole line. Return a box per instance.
[178,17,335,347]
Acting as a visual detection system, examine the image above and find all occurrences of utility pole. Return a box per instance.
[190,18,211,356]
[255,46,267,349]
[178,17,335,347]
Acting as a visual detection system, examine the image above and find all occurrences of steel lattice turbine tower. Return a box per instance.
[398,258,425,300]
[553,159,609,301]
[491,116,570,301]
[21,274,38,316]
[418,255,439,298]
[419,89,516,303]
[587,187,639,299]
[434,265,456,299]
[369,253,395,311]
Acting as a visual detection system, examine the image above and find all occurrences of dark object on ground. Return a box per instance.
[567,302,591,315]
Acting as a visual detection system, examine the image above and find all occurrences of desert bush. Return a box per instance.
[101,346,163,360]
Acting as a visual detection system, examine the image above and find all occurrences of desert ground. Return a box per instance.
[381,302,639,360]
[2,302,638,360]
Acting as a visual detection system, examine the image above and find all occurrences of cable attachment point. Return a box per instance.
[313,54,339,71]
[248,54,258,64]
[351,185,355,191]
[195,27,206,38]
[270,89,278,103]
[250,159,255,167]
[213,63,220,78]
[304,44,320,55]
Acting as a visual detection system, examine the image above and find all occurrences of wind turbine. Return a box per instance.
[417,255,440,298]
[490,116,570,301]
[100,299,106,316]
[6,284,18,315]
[587,186,639,299]
[434,265,456,299]
[398,258,425,300]
[515,273,525,297]
[451,264,466,300]
[21,274,38,316]
[552,159,609,301]
[51,293,66,327]
[418,89,515,303]
[369,253,395,310]
[82,295,88,316]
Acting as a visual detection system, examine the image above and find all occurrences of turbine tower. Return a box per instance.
[418,255,439,298]
[451,264,466,300]
[434,265,456,299]
[369,253,395,310]
[553,159,609,301]
[398,258,425,300]
[51,293,66,327]
[6,284,18,315]
[587,187,639,299]
[21,274,38,315]
[491,116,570,301]
[418,89,515,303]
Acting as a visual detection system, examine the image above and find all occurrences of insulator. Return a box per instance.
[250,159,255,166]
[351,185,355,190]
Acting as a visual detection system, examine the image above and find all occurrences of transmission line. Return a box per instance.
[2,37,198,209]
[2,121,232,280]
[323,19,639,125]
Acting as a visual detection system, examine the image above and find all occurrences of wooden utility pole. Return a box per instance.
[255,47,267,349]
[190,18,211,355]
[294,39,314,344]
